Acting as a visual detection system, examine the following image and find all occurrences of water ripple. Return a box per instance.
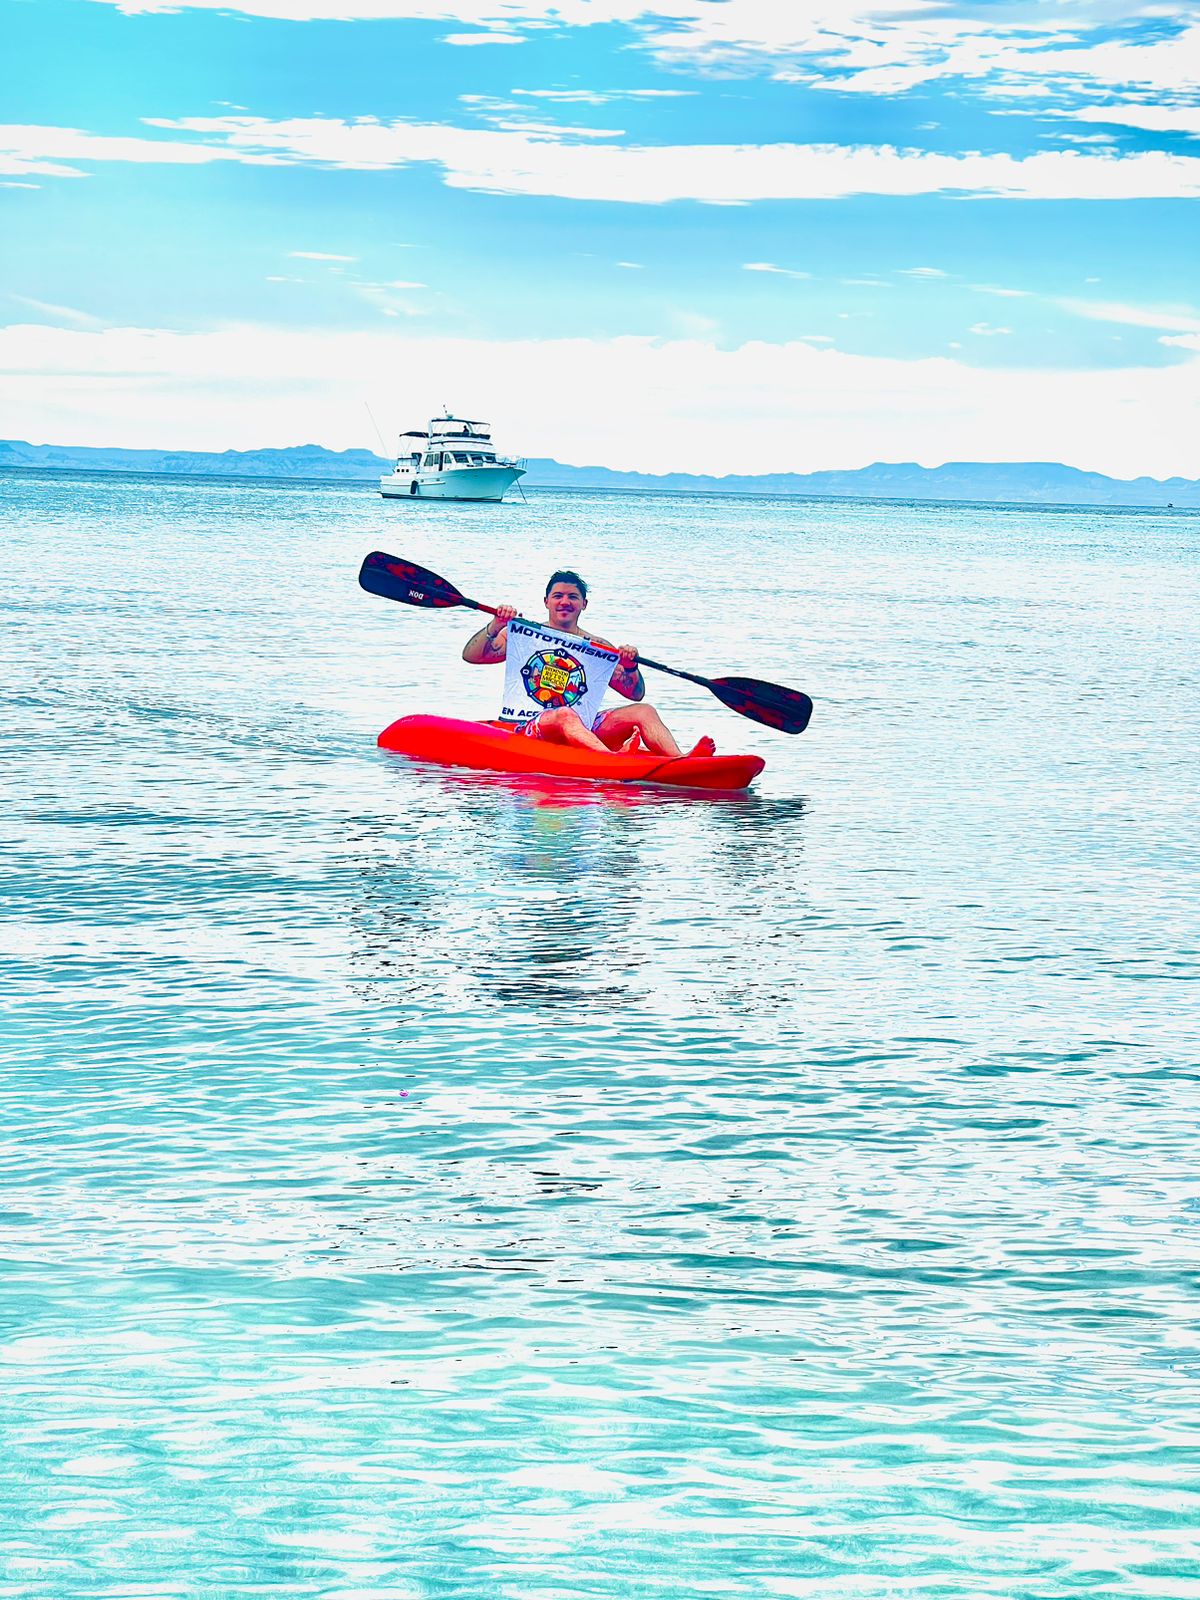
[2,471,1198,1597]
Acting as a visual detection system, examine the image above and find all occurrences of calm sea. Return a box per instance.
[2,468,1198,1599]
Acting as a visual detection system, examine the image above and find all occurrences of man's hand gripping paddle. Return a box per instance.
[358,551,814,735]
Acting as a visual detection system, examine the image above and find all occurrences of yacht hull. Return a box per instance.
[380,465,523,502]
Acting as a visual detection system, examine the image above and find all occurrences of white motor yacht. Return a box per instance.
[380,416,526,502]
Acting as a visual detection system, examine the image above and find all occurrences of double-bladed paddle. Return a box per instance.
[358,551,813,735]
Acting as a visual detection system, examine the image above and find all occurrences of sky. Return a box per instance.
[2,0,1199,476]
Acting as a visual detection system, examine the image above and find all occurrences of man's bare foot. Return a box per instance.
[686,735,717,758]
[618,730,642,753]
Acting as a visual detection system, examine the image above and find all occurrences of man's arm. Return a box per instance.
[612,659,645,702]
[462,605,517,664]
[594,637,644,701]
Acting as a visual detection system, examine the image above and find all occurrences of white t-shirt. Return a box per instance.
[500,618,619,728]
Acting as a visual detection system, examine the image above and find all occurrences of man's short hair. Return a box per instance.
[545,569,588,600]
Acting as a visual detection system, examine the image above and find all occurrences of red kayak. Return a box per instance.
[378,715,765,790]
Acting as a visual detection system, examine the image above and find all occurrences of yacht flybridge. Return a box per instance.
[379,416,526,502]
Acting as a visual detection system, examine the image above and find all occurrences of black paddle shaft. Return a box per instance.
[358,551,813,735]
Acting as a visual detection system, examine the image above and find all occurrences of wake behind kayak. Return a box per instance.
[378,715,765,791]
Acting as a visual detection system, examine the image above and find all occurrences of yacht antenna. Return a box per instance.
[363,402,389,459]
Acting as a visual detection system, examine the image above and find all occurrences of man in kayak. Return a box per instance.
[463,569,715,757]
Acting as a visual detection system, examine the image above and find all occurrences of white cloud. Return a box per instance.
[9,295,105,328]
[667,310,720,338]
[969,322,1012,336]
[7,114,1196,203]
[509,88,609,104]
[102,0,484,12]
[1001,23,1200,101]
[988,83,1058,100]
[956,287,1200,341]
[743,262,811,279]
[1048,132,1118,146]
[443,31,524,44]
[290,250,358,261]
[1054,298,1200,334]
[77,0,816,21]
[2,319,1197,480]
[640,7,1200,108]
[349,279,429,316]
[486,119,625,137]
[1067,102,1200,138]
[902,266,948,278]
[0,122,281,178]
[75,3,1200,114]
[510,87,692,103]
[645,3,988,90]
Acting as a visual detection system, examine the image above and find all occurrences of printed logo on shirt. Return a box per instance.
[521,648,587,709]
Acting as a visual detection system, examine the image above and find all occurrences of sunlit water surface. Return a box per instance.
[2,470,1198,1598]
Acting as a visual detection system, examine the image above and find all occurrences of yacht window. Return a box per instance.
[454,452,470,464]
[423,453,437,468]
[480,452,495,462]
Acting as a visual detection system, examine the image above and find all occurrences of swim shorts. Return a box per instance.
[518,710,611,740]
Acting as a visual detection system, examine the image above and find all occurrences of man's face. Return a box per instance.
[545,582,586,629]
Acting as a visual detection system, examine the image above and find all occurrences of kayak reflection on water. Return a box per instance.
[351,762,810,1018]
[461,568,715,760]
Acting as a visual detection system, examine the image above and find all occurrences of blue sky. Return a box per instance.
[2,0,1199,474]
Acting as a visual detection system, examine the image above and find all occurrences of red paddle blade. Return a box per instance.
[710,676,813,735]
[359,551,467,609]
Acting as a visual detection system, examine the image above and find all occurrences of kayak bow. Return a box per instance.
[378,715,765,791]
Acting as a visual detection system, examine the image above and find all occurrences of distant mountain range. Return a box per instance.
[1,439,1195,508]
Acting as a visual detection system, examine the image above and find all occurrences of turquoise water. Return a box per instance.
[2,469,1198,1598]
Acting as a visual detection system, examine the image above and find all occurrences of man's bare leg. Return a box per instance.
[535,707,610,751]
[596,705,690,757]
